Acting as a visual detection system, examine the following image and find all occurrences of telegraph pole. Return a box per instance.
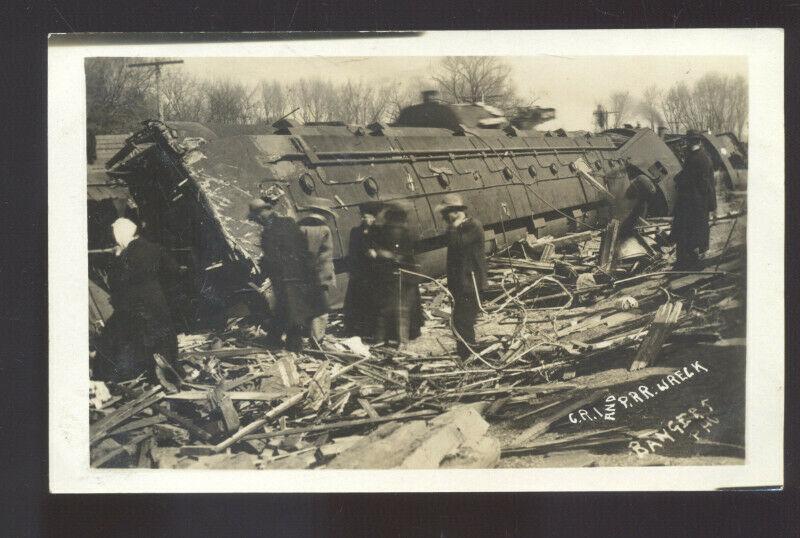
[127,59,184,121]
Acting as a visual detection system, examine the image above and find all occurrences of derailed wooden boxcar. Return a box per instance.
[106,97,683,322]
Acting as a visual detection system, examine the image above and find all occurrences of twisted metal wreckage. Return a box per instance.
[89,95,748,469]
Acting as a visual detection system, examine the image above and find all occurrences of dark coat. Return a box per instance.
[99,237,180,380]
[372,222,424,340]
[684,147,717,212]
[343,223,379,336]
[301,222,336,305]
[670,159,712,252]
[260,215,325,326]
[446,217,487,299]
[108,237,180,346]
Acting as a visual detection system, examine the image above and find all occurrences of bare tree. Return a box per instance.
[286,78,339,123]
[85,57,155,132]
[658,73,748,138]
[202,80,262,124]
[161,70,205,122]
[261,80,291,122]
[431,57,523,111]
[637,85,664,130]
[609,91,632,128]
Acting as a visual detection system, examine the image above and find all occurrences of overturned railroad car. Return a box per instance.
[106,95,680,319]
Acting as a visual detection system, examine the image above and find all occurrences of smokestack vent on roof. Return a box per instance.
[422,90,440,103]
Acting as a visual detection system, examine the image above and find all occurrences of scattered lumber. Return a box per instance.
[88,207,745,469]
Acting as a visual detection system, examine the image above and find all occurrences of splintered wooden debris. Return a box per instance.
[629,301,683,371]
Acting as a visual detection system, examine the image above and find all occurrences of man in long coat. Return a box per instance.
[249,195,325,352]
[372,201,424,346]
[670,138,715,270]
[343,202,382,338]
[96,218,182,381]
[436,194,487,359]
[299,212,337,342]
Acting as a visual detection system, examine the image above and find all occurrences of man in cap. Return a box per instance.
[343,201,382,338]
[436,194,487,359]
[669,136,716,270]
[298,211,336,343]
[248,188,325,352]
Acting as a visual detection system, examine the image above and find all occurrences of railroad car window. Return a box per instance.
[528,165,537,179]
[364,177,379,196]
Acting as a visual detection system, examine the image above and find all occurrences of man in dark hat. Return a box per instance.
[436,194,487,359]
[372,200,424,346]
[299,211,336,343]
[669,137,715,270]
[248,190,325,352]
[343,201,382,338]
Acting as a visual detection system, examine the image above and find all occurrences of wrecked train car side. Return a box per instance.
[107,101,678,318]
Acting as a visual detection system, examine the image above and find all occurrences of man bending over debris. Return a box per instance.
[437,194,487,359]
[299,212,336,343]
[94,218,182,382]
[248,188,325,352]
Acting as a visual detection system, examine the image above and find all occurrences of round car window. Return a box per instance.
[364,176,379,196]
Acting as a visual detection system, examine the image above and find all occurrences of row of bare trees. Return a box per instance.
[604,73,748,138]
[86,57,536,133]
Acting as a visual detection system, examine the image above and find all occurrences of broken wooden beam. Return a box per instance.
[629,301,683,371]
[598,219,620,271]
[90,386,164,444]
[241,410,438,441]
[510,390,606,447]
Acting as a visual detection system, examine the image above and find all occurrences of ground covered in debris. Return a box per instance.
[90,196,746,470]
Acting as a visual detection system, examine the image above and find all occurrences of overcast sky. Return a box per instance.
[179,55,747,131]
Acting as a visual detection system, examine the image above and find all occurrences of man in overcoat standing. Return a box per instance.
[436,194,487,359]
[248,189,325,352]
[299,212,337,343]
[670,137,716,270]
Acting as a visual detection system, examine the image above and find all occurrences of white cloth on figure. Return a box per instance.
[112,218,138,254]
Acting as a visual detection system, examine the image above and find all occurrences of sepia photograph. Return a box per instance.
[49,30,783,491]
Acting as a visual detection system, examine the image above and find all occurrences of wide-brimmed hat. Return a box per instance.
[358,201,383,216]
[435,193,467,214]
[299,212,328,225]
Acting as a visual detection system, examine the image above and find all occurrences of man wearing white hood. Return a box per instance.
[95,218,183,381]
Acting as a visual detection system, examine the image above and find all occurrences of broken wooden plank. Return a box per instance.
[90,386,164,444]
[106,414,166,437]
[598,219,620,271]
[358,398,380,418]
[242,410,437,441]
[327,404,492,469]
[210,387,241,433]
[629,301,683,371]
[511,390,606,447]
[440,436,501,469]
[156,404,214,442]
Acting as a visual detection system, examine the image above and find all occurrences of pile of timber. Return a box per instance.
[89,209,746,469]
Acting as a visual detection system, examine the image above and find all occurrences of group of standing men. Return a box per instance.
[248,189,487,360]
